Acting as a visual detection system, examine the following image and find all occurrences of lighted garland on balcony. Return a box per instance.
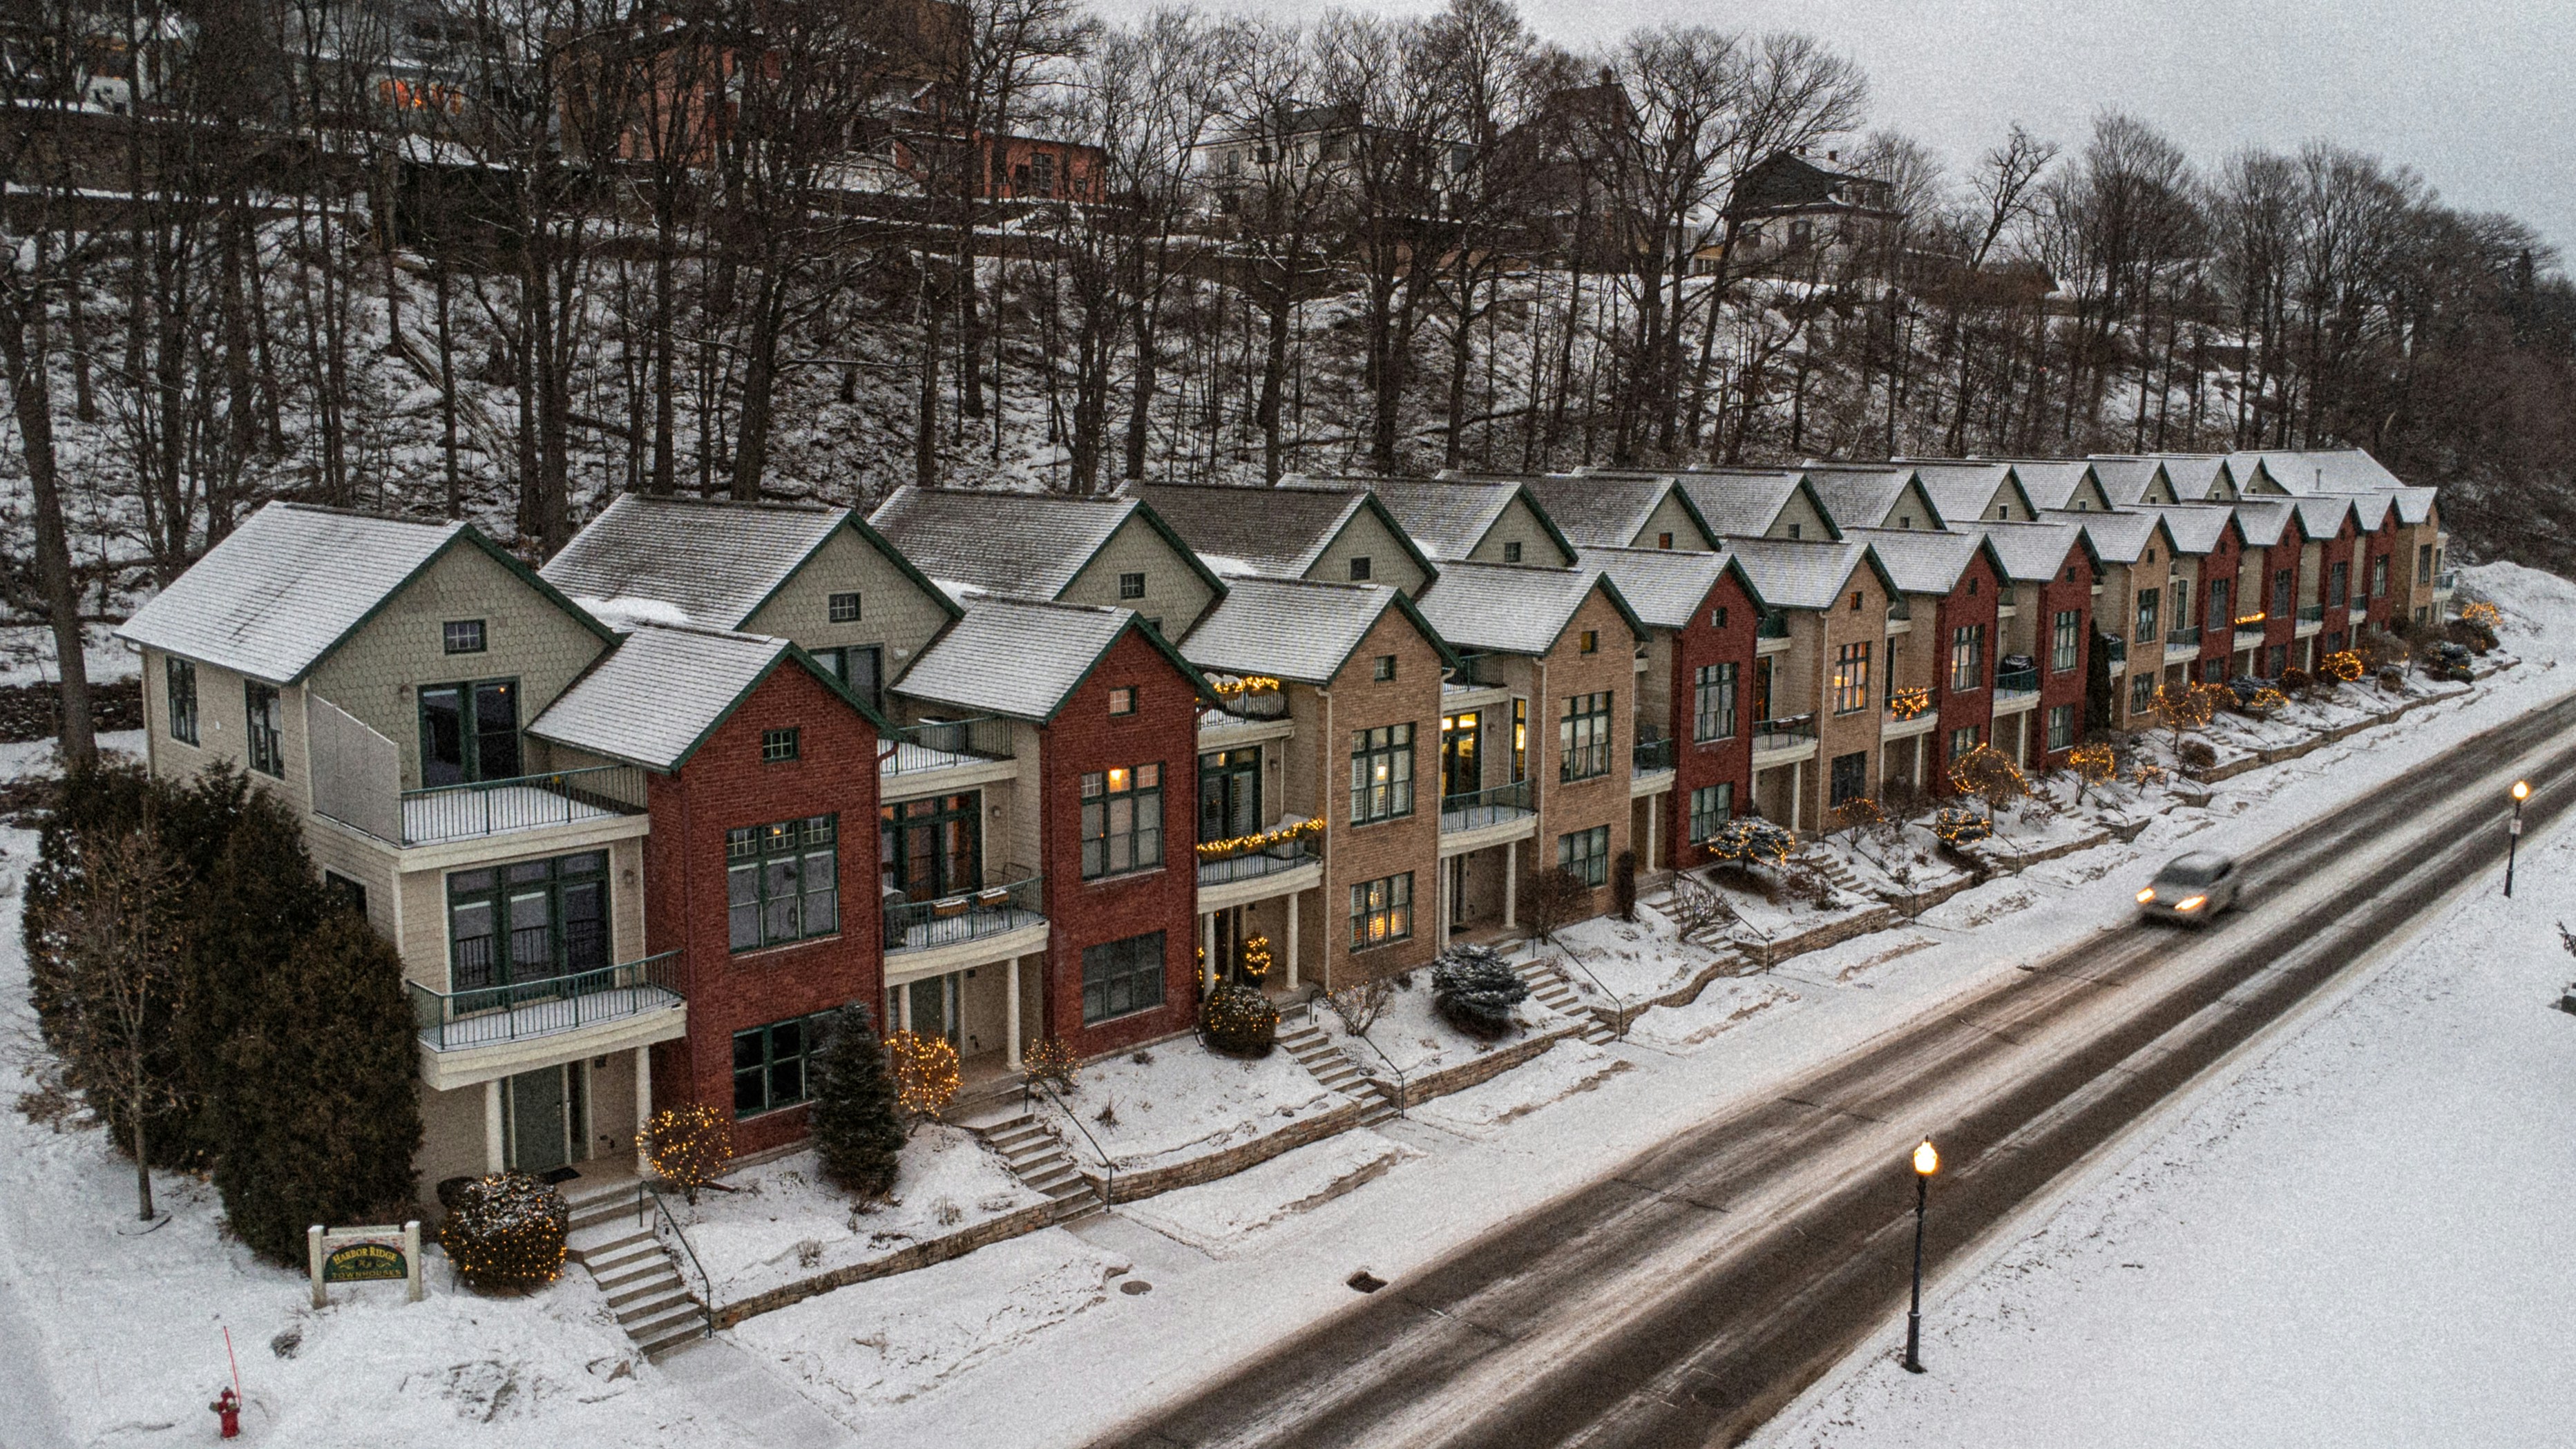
[1208,675,1283,698]
[1887,687,1932,721]
[1194,816,1324,861]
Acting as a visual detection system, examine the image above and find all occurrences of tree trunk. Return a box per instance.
[132,1106,153,1221]
[0,267,96,767]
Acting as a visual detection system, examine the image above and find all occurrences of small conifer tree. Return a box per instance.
[809,1005,906,1197]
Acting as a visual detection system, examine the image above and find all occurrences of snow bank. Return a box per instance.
[1552,905,1734,1004]
[1412,1041,1630,1138]
[1628,979,1805,1055]
[1123,1130,1422,1259]
[1044,1040,1353,1174]
[1316,970,1576,1079]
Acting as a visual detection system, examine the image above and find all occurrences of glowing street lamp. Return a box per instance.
[2508,780,2531,899]
[1905,1140,1938,1374]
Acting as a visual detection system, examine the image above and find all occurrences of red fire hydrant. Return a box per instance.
[209,1386,241,1439]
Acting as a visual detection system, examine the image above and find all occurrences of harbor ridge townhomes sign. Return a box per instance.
[307,1222,424,1307]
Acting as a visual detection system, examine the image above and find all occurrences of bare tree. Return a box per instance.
[41,825,193,1220]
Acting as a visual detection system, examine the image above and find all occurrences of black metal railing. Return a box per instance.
[1440,778,1534,831]
[1212,690,1289,721]
[1196,837,1322,887]
[2166,624,2202,651]
[1027,1079,1114,1213]
[400,765,645,845]
[1755,610,1791,640]
[881,717,1013,775]
[2434,570,2459,590]
[2101,636,2128,664]
[2296,604,2325,624]
[884,872,1044,954]
[1752,713,1817,751]
[1994,666,2040,695]
[640,1182,717,1341]
[1449,652,1500,687]
[1632,735,1677,774]
[410,950,682,1050]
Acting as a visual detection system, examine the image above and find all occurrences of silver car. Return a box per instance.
[2137,852,2243,924]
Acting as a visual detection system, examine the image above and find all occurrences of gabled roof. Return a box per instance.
[1801,466,1945,534]
[1902,461,2028,524]
[2148,504,2240,557]
[1974,518,2099,583]
[528,624,883,772]
[1845,528,1991,595]
[541,495,960,631]
[1992,459,2101,512]
[869,486,1228,604]
[2227,498,2302,547]
[2083,457,2170,506]
[1412,564,1643,657]
[2334,492,2397,532]
[1125,481,1436,583]
[1671,469,1844,541]
[2385,487,2439,526]
[1518,474,1718,550]
[117,501,611,685]
[1719,537,1893,611]
[1181,577,1458,684]
[2231,449,2407,495]
[2050,508,2173,566]
[1575,546,1766,629]
[892,595,1213,723]
[1289,477,1578,565]
[2291,495,2359,538]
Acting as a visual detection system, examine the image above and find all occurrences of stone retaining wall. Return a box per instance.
[1734,903,1898,968]
[1361,1021,1585,1111]
[709,1197,1060,1331]
[1080,1096,1379,1205]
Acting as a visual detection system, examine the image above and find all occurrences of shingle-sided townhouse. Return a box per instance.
[1800,464,1951,535]
[1578,546,1765,873]
[1904,461,2047,524]
[120,503,667,1191]
[1180,576,1459,986]
[1297,476,1580,567]
[870,486,1230,642]
[1125,481,1438,595]
[1518,472,1722,552]
[1412,563,1645,935]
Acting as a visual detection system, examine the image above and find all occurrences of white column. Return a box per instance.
[1437,861,1452,949]
[1791,759,1805,831]
[1004,955,1022,1071]
[898,983,913,1033]
[1285,892,1301,991]
[484,1078,505,1174]
[1502,843,1518,930]
[632,1047,651,1175]
[1645,797,1659,873]
[1203,912,1217,990]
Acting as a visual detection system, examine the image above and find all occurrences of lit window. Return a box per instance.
[1109,685,1136,716]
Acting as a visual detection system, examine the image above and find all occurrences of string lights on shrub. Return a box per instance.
[1022,1036,1078,1093]
[438,1173,569,1289]
[1201,981,1279,1056]
[1931,807,1993,845]
[2320,649,2365,683]
[1703,818,1796,867]
[647,1104,734,1205]
[888,1030,960,1122]
[1239,934,1274,982]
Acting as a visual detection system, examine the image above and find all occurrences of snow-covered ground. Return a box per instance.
[1040,1037,1355,1175]
[1762,737,2576,1448]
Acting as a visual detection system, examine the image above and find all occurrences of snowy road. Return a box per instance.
[1104,692,2576,1449]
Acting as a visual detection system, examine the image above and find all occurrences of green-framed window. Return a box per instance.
[1080,763,1163,878]
[245,680,283,776]
[2047,704,2076,752]
[2052,610,2081,672]
[814,644,884,711]
[419,679,521,787]
[734,1013,831,1117]
[1688,783,1733,842]
[1558,825,1610,887]
[1349,724,1414,823]
[1081,931,1166,1024]
[1693,662,1736,742]
[762,728,799,763]
[1349,873,1412,950]
[447,850,609,991]
[166,655,199,746]
[727,816,839,951]
[1558,691,1612,781]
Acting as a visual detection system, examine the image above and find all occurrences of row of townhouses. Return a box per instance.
[115,449,2451,1201]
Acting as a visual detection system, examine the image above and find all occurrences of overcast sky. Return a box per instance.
[1145,0,2576,257]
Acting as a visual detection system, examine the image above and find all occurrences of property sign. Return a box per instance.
[309,1222,423,1307]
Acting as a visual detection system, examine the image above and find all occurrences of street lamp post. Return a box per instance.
[1905,1139,1938,1374]
[2508,780,2530,898]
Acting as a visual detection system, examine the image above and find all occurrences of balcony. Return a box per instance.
[885,872,1046,959]
[2294,604,2326,633]
[398,765,648,847]
[1885,689,1937,738]
[2101,636,2128,666]
[1632,734,1676,776]
[882,716,1013,775]
[2434,570,2459,591]
[1994,666,2040,697]
[1198,835,1322,887]
[2164,625,2202,656]
[1756,610,1791,640]
[410,952,685,1087]
[1752,714,1819,768]
[2233,614,2269,642]
[1441,779,1535,834]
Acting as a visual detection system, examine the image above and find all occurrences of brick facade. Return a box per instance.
[1037,626,1204,1057]
[645,661,884,1158]
[1929,550,2001,794]
[1659,571,1758,871]
[1531,588,1641,919]
[1313,608,1444,986]
[2035,540,2097,769]
[2193,521,2244,680]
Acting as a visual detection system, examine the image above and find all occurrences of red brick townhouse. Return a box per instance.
[2341,491,2402,632]
[1844,528,2005,793]
[526,624,890,1158]
[888,595,1221,1063]
[1580,545,1764,874]
[1976,519,2101,770]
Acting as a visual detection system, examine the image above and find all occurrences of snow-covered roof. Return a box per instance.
[1413,564,1641,656]
[1996,459,2099,511]
[2231,449,2407,495]
[2149,504,2238,556]
[2386,486,2439,526]
[870,486,1222,604]
[1846,528,1983,595]
[1182,577,1447,684]
[893,595,1205,722]
[1904,461,2019,521]
[2230,499,2298,547]
[1519,474,1713,550]
[540,494,955,631]
[1284,477,1574,564]
[1721,537,1875,611]
[1974,518,2090,583]
[117,501,603,685]
[1672,469,1835,540]
[1126,482,1432,583]
[2293,495,2358,538]
[1801,466,1931,534]
[2334,492,2398,532]
[1576,546,1757,628]
[528,624,864,771]
[2052,508,2166,565]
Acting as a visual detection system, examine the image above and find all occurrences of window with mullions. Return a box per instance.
[1082,931,1166,1024]
[828,592,863,623]
[2049,610,2079,672]
[2048,704,2076,751]
[245,680,284,776]
[1559,691,1612,781]
[1949,626,1985,693]
[448,851,609,991]
[2135,587,2160,640]
[443,620,486,654]
[1688,783,1733,842]
[1949,724,1982,761]
[734,1013,831,1117]
[727,816,840,951]
[881,792,982,900]
[1558,825,1610,886]
[762,728,799,763]
[1831,644,1871,715]
[1080,763,1163,878]
[814,644,884,711]
[419,679,521,787]
[2130,671,2155,714]
[166,656,199,746]
[1349,873,1412,949]
[1199,748,1261,843]
[1349,724,1414,823]
[1693,662,1737,742]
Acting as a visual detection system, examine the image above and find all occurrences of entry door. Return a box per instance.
[507,1066,572,1174]
[1752,658,1774,725]
[881,794,982,901]
[1199,749,1261,841]
[1440,714,1481,800]
[904,975,961,1048]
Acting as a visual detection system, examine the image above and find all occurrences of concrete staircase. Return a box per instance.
[562,1177,708,1360]
[980,1114,1103,1222]
[1803,852,1865,898]
[1516,958,1620,1044]
[1278,1013,1397,1124]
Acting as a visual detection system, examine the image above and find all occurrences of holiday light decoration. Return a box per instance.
[2130,761,2168,791]
[1022,1036,1078,1093]
[2068,743,2117,799]
[888,1030,961,1122]
[2245,687,2289,715]
[647,1104,734,1204]
[2320,650,2365,683]
[2461,601,2501,630]
[1208,675,1284,698]
[1887,687,1932,721]
[1931,807,1993,845]
[1704,818,1796,867]
[1195,816,1324,861]
[1239,934,1274,981]
[1201,980,1279,1055]
[438,1172,569,1288]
